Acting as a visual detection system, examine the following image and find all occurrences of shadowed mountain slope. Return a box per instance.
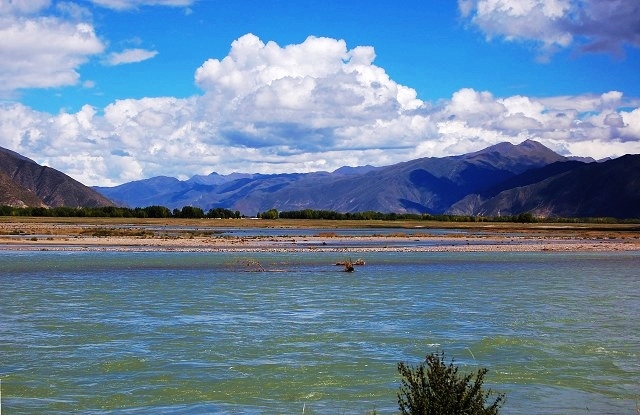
[0,146,114,208]
[97,140,582,215]
[8,140,636,218]
[455,154,640,219]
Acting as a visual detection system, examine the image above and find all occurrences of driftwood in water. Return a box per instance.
[335,258,365,266]
[336,258,364,272]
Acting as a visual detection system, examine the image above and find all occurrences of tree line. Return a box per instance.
[0,205,241,219]
[2,205,636,223]
[262,208,636,223]
[261,209,542,222]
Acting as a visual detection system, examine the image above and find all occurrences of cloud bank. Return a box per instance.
[0,0,184,96]
[0,33,638,186]
[459,0,640,58]
[0,2,104,95]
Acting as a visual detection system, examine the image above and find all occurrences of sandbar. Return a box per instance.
[1,218,639,253]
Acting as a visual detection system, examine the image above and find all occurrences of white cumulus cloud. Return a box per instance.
[0,34,638,187]
[0,0,51,15]
[0,3,104,96]
[459,0,640,59]
[105,48,158,65]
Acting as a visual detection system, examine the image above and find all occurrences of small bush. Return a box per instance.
[397,351,504,415]
[83,227,152,238]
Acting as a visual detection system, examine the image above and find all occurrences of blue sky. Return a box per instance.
[1,0,639,186]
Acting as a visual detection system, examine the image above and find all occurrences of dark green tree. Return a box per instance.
[515,212,536,223]
[206,207,240,218]
[397,351,504,415]
[176,205,205,218]
[143,205,172,218]
[259,208,279,219]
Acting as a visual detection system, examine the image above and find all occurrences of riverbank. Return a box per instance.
[1,217,638,252]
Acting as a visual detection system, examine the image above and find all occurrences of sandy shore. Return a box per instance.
[1,218,639,253]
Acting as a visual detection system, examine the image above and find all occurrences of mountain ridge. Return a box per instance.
[95,139,640,218]
[0,146,115,208]
[457,154,640,218]
[3,141,637,219]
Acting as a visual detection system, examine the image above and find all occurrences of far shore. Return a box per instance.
[1,217,639,253]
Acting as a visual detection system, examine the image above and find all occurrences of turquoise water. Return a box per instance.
[1,250,638,414]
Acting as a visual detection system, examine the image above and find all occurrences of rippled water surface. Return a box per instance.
[1,250,639,414]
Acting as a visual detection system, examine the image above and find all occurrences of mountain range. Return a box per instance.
[94,140,640,219]
[2,141,639,219]
[0,146,113,208]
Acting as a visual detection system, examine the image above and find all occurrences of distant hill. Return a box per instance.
[0,169,46,208]
[207,139,565,215]
[97,139,636,218]
[450,154,640,218]
[0,146,114,208]
[332,165,380,176]
[447,159,589,215]
[5,140,638,219]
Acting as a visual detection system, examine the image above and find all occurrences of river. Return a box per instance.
[1,249,638,414]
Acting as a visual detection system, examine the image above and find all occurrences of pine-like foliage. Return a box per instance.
[397,351,505,415]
